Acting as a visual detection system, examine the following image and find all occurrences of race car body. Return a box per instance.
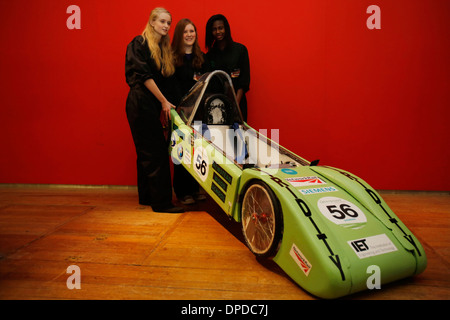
[169,71,427,298]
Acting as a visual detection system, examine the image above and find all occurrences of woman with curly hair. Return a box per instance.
[205,14,250,121]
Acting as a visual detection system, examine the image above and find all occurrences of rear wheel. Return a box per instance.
[241,181,282,258]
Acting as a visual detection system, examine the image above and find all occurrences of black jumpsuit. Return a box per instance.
[172,53,205,200]
[206,42,250,121]
[125,35,178,209]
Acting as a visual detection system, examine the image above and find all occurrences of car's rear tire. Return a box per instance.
[241,181,282,258]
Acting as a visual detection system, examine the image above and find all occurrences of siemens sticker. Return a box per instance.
[300,187,338,195]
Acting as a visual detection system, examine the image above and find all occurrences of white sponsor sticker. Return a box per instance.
[348,234,398,259]
[290,244,312,276]
[300,186,338,195]
[183,148,191,166]
[192,146,209,182]
[317,197,367,227]
[285,176,326,187]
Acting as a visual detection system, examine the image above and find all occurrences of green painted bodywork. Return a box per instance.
[169,71,427,299]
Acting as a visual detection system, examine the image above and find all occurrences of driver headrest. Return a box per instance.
[204,94,232,125]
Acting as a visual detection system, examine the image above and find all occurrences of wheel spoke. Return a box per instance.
[242,183,277,255]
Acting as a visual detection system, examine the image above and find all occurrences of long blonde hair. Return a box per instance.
[141,7,175,77]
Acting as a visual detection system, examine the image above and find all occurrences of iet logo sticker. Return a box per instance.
[348,234,397,259]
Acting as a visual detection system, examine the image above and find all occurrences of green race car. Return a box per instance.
[169,70,427,299]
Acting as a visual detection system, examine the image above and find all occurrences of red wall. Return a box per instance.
[0,0,449,191]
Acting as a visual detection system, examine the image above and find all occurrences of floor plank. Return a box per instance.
[0,185,449,300]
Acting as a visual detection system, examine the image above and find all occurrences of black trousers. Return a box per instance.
[126,88,173,209]
[173,164,199,199]
[239,94,247,122]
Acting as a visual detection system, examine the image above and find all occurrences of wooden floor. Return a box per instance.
[0,184,449,300]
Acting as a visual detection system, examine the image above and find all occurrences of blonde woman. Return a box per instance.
[125,7,184,213]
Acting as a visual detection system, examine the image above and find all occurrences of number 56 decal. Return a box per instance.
[317,197,367,226]
[193,146,209,182]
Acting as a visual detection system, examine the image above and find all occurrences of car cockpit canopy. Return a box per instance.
[177,71,244,126]
[175,71,309,169]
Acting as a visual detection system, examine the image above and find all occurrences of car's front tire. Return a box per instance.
[241,181,283,258]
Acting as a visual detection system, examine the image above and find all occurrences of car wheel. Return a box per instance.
[241,181,282,258]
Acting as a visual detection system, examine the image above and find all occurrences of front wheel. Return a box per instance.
[241,181,282,258]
